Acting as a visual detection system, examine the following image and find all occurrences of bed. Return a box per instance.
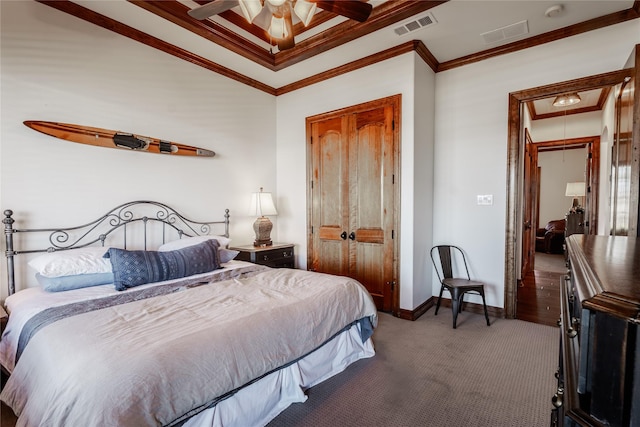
[0,201,377,427]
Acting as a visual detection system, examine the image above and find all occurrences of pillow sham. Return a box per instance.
[104,239,221,291]
[28,247,112,278]
[158,235,231,251]
[36,272,114,292]
[219,248,240,263]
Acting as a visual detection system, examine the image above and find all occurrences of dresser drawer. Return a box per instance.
[231,243,295,268]
[257,247,293,263]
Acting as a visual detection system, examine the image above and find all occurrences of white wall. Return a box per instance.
[599,88,618,235]
[412,55,436,308]
[0,1,277,299]
[530,111,602,142]
[433,20,639,309]
[531,111,601,227]
[537,148,587,226]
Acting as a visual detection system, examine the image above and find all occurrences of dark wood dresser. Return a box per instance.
[552,235,640,426]
[565,211,585,237]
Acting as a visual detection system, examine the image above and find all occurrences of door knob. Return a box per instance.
[340,231,347,240]
[349,232,356,240]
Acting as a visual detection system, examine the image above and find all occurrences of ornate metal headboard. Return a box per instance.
[3,201,230,296]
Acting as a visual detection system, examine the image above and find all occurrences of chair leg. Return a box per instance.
[480,288,490,326]
[451,289,462,329]
[435,285,445,315]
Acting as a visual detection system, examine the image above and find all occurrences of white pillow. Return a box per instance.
[158,235,231,251]
[28,247,112,278]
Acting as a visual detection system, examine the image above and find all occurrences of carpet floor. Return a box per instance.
[268,310,558,427]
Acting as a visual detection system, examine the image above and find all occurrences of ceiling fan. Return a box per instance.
[188,0,373,51]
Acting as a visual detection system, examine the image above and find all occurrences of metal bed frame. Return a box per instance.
[3,201,230,296]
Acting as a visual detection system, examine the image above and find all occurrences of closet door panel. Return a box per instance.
[310,116,349,276]
[350,106,395,309]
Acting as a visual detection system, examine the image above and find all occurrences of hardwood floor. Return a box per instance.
[517,253,565,327]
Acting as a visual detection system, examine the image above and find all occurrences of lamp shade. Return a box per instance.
[268,15,289,39]
[294,0,317,26]
[238,0,262,23]
[553,93,581,107]
[249,189,278,217]
[565,182,586,197]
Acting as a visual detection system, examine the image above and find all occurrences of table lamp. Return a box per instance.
[249,187,277,246]
[565,182,585,212]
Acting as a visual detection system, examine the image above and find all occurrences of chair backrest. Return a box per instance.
[430,245,471,283]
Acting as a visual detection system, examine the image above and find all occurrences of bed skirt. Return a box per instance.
[184,322,375,427]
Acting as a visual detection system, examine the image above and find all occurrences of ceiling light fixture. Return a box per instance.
[553,93,582,107]
[238,0,316,38]
[188,0,373,50]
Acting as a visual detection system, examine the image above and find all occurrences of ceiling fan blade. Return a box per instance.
[311,0,372,22]
[277,5,295,51]
[188,0,239,20]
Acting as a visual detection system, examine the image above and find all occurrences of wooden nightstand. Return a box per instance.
[230,243,295,268]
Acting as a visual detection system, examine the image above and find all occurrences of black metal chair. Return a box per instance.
[430,245,491,329]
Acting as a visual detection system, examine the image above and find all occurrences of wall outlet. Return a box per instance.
[477,194,493,205]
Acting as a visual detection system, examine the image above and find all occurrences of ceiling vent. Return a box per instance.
[393,12,437,36]
[481,20,529,44]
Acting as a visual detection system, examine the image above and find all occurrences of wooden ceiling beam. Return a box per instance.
[130,1,275,69]
[274,1,446,70]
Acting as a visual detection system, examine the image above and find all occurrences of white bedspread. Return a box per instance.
[0,264,377,427]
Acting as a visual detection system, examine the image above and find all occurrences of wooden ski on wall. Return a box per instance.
[23,121,215,157]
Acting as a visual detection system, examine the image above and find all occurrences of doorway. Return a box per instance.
[519,133,599,326]
[504,68,636,319]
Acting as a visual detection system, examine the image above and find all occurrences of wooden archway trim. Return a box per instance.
[504,68,634,319]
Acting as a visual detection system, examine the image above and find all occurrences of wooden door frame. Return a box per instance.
[521,135,600,283]
[305,94,402,315]
[521,129,536,278]
[505,67,637,319]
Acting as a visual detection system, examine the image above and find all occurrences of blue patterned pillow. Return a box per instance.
[104,239,221,291]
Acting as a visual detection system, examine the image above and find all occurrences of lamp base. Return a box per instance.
[253,216,273,247]
[569,198,584,213]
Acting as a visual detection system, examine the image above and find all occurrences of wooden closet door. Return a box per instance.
[309,116,350,276]
[349,106,395,310]
[308,96,398,312]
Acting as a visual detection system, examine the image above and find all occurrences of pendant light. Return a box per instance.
[552,93,582,107]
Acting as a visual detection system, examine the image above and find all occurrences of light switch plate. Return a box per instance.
[477,194,493,205]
